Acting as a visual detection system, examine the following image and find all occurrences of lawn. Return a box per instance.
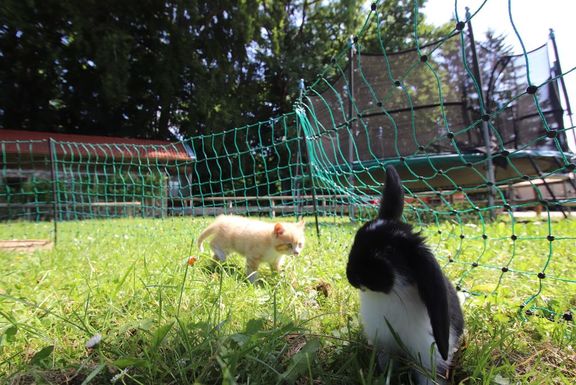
[0,216,575,384]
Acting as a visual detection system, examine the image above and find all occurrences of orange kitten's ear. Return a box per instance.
[297,220,305,227]
[274,223,285,237]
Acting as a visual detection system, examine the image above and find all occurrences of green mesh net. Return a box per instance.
[1,1,575,318]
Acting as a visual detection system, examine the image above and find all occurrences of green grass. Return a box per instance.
[0,216,575,384]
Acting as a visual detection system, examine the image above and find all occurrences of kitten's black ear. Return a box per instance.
[378,166,404,220]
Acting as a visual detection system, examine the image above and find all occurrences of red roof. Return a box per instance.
[0,129,194,161]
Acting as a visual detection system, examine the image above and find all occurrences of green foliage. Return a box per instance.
[0,0,440,139]
[29,345,54,367]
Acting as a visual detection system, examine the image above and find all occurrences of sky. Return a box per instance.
[422,0,576,151]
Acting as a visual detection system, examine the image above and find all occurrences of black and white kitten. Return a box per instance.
[346,166,464,384]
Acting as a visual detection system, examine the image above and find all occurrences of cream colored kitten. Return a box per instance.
[197,215,305,282]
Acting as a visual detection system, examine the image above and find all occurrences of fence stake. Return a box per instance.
[466,8,496,220]
[48,138,59,245]
[347,35,356,219]
[549,28,575,145]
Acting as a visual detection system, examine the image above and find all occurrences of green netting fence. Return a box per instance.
[1,1,576,317]
[1,113,313,222]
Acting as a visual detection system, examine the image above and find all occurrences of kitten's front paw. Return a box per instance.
[271,257,285,272]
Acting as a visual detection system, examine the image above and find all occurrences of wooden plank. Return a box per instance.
[0,240,53,252]
[0,202,141,208]
[187,195,353,202]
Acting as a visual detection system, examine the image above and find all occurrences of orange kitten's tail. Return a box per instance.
[197,223,217,252]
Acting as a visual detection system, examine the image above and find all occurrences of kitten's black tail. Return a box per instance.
[378,166,404,221]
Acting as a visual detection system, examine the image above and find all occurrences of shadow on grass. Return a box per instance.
[4,315,397,385]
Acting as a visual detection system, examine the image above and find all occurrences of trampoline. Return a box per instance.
[298,29,575,198]
[336,149,574,193]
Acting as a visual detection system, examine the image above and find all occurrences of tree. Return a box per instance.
[0,0,438,140]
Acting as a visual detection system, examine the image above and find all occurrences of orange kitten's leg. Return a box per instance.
[246,257,260,283]
[270,256,284,272]
[210,241,226,261]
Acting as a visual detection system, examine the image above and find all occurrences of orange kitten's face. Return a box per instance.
[273,221,305,255]
[274,236,304,255]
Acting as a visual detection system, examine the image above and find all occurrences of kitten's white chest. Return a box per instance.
[359,284,442,366]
